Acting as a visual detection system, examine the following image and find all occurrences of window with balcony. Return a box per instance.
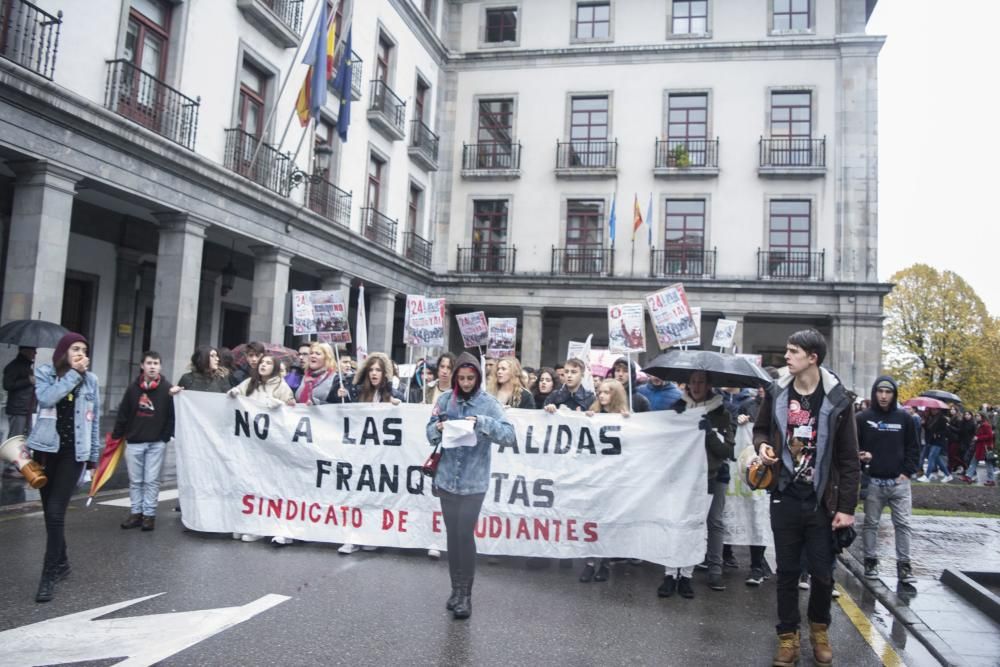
[464,98,518,171]
[565,95,612,169]
[671,0,707,35]
[772,0,811,32]
[366,153,384,211]
[763,90,823,167]
[375,33,392,83]
[125,1,169,81]
[469,199,511,271]
[404,184,432,268]
[555,200,610,274]
[238,60,268,139]
[307,119,351,227]
[414,78,429,123]
[484,7,518,44]
[665,93,709,167]
[764,200,817,278]
[663,199,707,275]
[574,2,610,40]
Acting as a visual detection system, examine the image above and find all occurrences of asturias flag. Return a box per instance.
[632,193,643,240]
[608,197,617,247]
[295,3,334,127]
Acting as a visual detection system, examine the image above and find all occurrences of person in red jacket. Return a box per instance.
[963,414,996,486]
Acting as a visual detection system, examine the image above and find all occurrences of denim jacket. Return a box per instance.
[27,365,102,463]
[426,388,516,495]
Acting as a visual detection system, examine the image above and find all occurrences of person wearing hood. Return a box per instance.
[855,376,919,583]
[426,352,516,620]
[636,374,682,411]
[610,358,650,413]
[657,371,735,599]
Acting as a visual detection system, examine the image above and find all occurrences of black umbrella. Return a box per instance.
[643,350,773,389]
[0,319,69,349]
[920,389,962,405]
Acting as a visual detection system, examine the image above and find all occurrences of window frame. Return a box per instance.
[664,198,707,254]
[472,94,518,169]
[571,0,614,44]
[366,150,388,212]
[667,0,711,39]
[768,0,814,35]
[479,3,521,48]
[125,3,171,80]
[471,198,511,254]
[564,198,606,250]
[231,43,279,139]
[238,60,268,139]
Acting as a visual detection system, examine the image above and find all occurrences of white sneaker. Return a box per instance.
[241,534,264,542]
[798,574,810,590]
[360,545,378,552]
[338,543,360,554]
[914,476,929,483]
[428,549,441,559]
[271,536,293,546]
[942,474,953,483]
[832,587,841,599]
[232,532,243,540]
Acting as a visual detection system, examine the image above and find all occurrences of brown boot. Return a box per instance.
[809,623,832,667]
[120,513,142,529]
[772,631,800,666]
[141,516,156,531]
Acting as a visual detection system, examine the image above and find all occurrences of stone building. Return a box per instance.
[0,0,886,409]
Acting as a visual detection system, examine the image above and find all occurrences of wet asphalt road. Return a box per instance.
[0,490,937,667]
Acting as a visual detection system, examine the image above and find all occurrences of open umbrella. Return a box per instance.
[0,319,69,348]
[232,343,299,370]
[903,396,948,410]
[643,350,773,389]
[86,433,126,506]
[920,390,962,404]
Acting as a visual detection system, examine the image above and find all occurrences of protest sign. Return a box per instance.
[711,319,737,349]
[645,284,698,349]
[175,393,710,565]
[293,290,351,343]
[404,296,445,347]
[292,291,316,335]
[456,311,489,348]
[608,303,646,354]
[487,318,517,357]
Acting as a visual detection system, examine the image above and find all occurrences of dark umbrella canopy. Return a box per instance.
[920,389,962,405]
[643,350,773,389]
[0,319,69,349]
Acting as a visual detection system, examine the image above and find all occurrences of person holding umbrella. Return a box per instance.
[4,346,36,441]
[26,332,102,603]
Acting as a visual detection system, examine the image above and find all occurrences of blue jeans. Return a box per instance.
[926,444,949,477]
[967,458,996,483]
[126,441,166,516]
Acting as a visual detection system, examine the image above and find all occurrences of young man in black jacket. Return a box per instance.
[3,346,36,438]
[856,376,919,583]
[112,351,175,531]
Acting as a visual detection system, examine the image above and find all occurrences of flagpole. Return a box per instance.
[247,0,323,170]
[630,236,636,277]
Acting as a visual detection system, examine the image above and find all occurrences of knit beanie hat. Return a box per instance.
[53,332,87,365]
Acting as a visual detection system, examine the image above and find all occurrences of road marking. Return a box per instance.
[98,488,179,507]
[835,583,906,667]
[0,592,289,667]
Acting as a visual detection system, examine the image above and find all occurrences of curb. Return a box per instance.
[838,548,964,667]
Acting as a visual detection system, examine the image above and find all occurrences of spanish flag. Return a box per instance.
[632,193,644,240]
[295,4,336,127]
[86,433,126,506]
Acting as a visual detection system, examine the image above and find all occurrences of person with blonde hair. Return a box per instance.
[487,357,535,409]
[296,342,337,405]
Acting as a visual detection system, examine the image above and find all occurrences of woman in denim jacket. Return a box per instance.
[26,332,102,602]
[426,352,516,620]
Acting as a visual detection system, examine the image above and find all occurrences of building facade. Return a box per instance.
[0,0,886,409]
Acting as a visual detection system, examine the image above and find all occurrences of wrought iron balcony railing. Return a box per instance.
[551,246,614,275]
[654,138,719,169]
[456,246,516,274]
[404,231,433,268]
[650,248,717,278]
[556,140,618,170]
[307,180,351,228]
[223,128,291,196]
[757,249,825,280]
[462,142,521,171]
[368,79,406,135]
[105,59,200,149]
[262,0,302,33]
[759,137,826,168]
[410,119,439,160]
[0,0,62,80]
[350,50,362,99]
[361,207,398,251]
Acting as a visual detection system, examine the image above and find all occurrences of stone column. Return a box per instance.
[1,161,81,325]
[151,212,209,381]
[248,246,293,344]
[196,269,219,347]
[319,269,352,306]
[521,307,543,368]
[106,248,143,403]
[368,289,397,356]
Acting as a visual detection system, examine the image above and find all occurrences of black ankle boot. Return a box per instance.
[452,579,473,619]
[53,558,71,582]
[446,586,461,610]
[35,566,56,603]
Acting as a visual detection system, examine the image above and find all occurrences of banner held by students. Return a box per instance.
[174,393,710,565]
[645,284,698,349]
[403,295,445,347]
[487,318,517,358]
[456,311,489,348]
[607,303,646,354]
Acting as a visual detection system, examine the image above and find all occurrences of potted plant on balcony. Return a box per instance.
[670,143,690,168]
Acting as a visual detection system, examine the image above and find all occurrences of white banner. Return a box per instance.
[175,394,711,566]
[722,424,773,547]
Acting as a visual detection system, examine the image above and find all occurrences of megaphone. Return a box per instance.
[0,435,48,489]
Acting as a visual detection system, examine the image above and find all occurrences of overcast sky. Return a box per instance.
[868,2,1000,315]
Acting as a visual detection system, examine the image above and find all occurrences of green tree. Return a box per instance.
[883,264,1000,406]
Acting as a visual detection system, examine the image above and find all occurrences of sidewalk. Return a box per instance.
[845,512,1000,666]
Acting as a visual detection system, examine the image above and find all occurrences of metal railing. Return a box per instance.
[361,207,398,251]
[223,128,291,196]
[105,59,200,149]
[410,119,439,162]
[350,50,362,98]
[462,142,521,170]
[369,79,406,133]
[307,180,351,228]
[0,0,62,80]
[556,140,617,170]
[456,246,516,273]
[551,246,614,275]
[404,231,433,268]
[759,137,826,168]
[655,138,718,169]
[757,249,825,280]
[262,0,302,33]
[650,247,717,278]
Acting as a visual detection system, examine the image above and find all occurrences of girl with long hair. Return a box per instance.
[176,346,230,393]
[487,357,535,409]
[296,342,337,405]
[531,367,560,408]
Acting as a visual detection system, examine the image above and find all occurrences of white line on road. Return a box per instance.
[98,488,179,507]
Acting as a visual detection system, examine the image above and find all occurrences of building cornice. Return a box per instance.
[391,0,450,64]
